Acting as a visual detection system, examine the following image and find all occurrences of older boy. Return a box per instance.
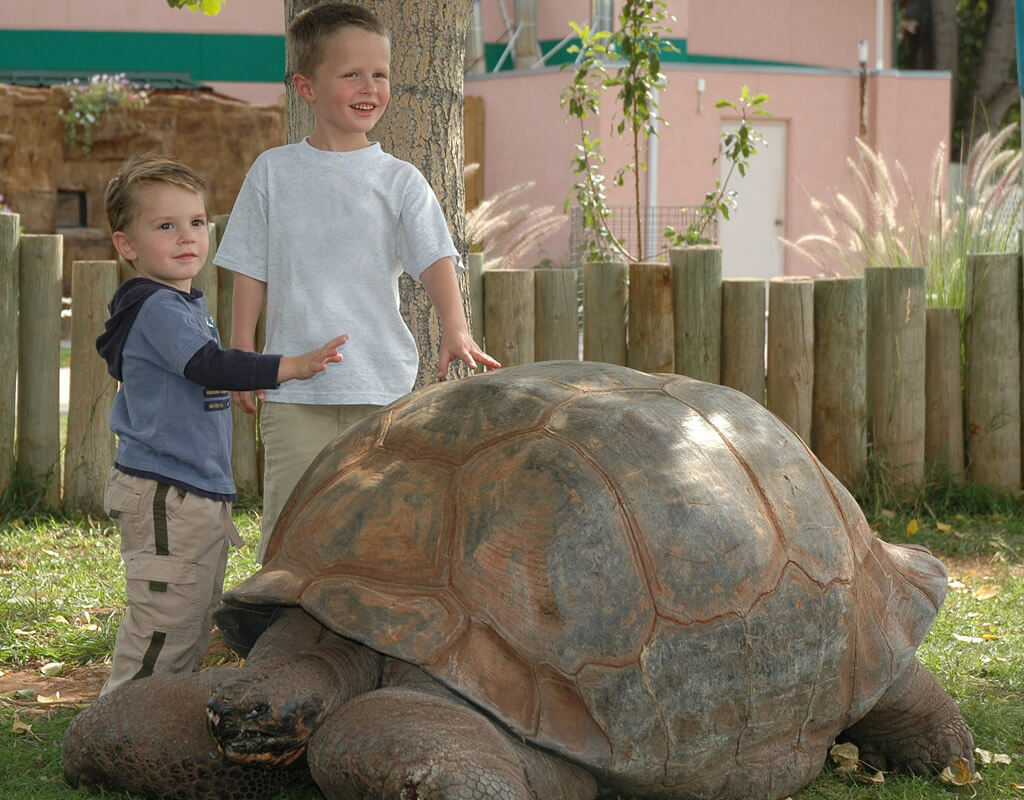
[215,2,499,562]
[96,154,347,695]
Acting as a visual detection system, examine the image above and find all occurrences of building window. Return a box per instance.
[56,190,87,228]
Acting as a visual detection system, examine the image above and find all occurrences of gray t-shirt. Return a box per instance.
[214,140,461,405]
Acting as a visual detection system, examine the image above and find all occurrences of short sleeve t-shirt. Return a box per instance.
[214,140,462,406]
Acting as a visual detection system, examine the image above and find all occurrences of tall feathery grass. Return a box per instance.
[784,124,1022,308]
[465,165,567,270]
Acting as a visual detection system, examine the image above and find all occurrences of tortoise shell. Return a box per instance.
[222,361,946,797]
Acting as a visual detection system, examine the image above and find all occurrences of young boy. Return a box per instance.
[96,154,347,696]
[214,2,499,562]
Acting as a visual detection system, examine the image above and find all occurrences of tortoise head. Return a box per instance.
[205,666,329,767]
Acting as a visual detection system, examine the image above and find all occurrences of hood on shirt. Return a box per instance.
[95,277,202,381]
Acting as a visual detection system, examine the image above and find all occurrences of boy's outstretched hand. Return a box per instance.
[438,328,501,380]
[279,334,349,383]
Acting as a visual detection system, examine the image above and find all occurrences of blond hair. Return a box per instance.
[287,2,390,80]
[105,154,208,233]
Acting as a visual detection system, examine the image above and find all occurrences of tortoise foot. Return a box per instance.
[841,657,975,776]
[62,668,306,800]
[308,685,598,800]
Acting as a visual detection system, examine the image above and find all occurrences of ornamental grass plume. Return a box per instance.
[465,169,567,270]
[783,124,1022,308]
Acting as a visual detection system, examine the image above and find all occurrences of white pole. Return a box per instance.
[646,86,660,260]
[876,0,885,70]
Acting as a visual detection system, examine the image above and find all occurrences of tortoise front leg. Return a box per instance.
[308,684,598,800]
[840,657,974,775]
[62,668,307,800]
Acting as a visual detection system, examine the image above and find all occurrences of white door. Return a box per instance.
[717,120,787,279]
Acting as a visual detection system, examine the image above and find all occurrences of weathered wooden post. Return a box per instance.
[534,268,578,362]
[484,269,535,367]
[628,262,674,373]
[866,267,926,493]
[925,307,964,481]
[213,214,259,497]
[0,213,19,500]
[670,245,721,382]
[64,261,118,514]
[721,278,766,403]
[191,222,219,322]
[582,261,628,366]
[467,252,485,347]
[964,253,1021,489]
[17,234,63,506]
[767,276,814,443]
[812,276,866,486]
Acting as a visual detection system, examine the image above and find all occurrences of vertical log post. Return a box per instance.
[213,214,259,497]
[627,262,674,373]
[925,307,965,482]
[64,261,118,514]
[17,234,63,506]
[964,253,1021,489]
[484,269,534,368]
[670,245,721,382]
[467,252,485,348]
[0,213,19,500]
[721,278,766,403]
[582,261,628,366]
[534,268,579,362]
[191,222,218,323]
[767,276,814,443]
[812,276,866,486]
[866,267,927,494]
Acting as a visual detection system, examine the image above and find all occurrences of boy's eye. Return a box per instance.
[159,222,174,230]
[191,219,206,227]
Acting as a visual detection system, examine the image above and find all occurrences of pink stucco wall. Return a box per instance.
[4,0,286,104]
[467,65,951,274]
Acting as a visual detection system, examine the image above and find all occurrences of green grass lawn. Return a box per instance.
[1,489,1022,800]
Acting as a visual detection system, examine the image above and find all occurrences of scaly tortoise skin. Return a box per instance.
[63,361,974,800]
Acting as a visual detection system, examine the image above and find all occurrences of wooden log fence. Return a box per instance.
[2,213,1024,510]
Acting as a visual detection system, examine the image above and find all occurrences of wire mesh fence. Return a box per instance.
[568,205,716,267]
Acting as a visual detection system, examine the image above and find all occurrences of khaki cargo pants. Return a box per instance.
[258,401,378,563]
[100,469,243,697]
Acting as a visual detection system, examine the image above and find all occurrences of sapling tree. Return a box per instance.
[664,86,771,246]
[562,0,677,262]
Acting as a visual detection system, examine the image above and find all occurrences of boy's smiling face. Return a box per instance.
[112,182,209,292]
[295,26,391,151]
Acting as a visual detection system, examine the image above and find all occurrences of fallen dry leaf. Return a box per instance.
[37,692,60,704]
[939,758,982,786]
[11,717,32,735]
[936,521,953,532]
[40,661,64,677]
[974,585,1001,601]
[953,633,985,644]
[830,742,860,770]
[906,518,919,536]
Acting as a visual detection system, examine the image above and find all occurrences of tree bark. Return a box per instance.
[283,0,476,388]
[930,0,958,73]
[971,0,1018,134]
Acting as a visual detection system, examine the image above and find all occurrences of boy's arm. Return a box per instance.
[420,257,501,379]
[184,336,348,390]
[230,274,268,414]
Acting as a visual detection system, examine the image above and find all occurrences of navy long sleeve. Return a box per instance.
[183,341,282,391]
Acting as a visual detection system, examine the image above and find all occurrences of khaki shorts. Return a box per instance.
[100,469,243,696]
[258,402,378,562]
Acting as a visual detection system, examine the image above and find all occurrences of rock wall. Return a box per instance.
[0,83,284,293]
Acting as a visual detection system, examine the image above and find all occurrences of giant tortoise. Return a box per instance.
[63,360,973,799]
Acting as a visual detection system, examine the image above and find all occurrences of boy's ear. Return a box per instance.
[292,72,315,103]
[111,231,137,263]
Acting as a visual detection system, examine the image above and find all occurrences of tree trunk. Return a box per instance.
[930,0,958,73]
[284,0,475,388]
[970,0,1018,135]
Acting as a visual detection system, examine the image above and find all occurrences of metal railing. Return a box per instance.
[568,205,717,267]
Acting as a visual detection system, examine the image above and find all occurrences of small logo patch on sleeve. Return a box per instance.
[204,388,230,412]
